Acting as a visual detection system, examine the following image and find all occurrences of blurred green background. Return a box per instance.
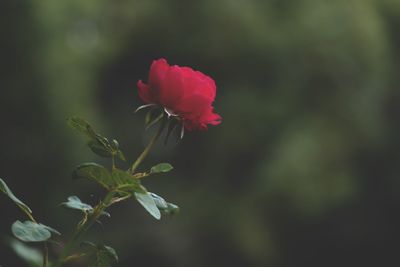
[1,0,400,266]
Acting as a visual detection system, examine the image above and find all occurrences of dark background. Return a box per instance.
[1,0,400,266]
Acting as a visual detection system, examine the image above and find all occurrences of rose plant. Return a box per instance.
[0,59,221,267]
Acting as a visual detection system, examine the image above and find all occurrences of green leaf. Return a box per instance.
[149,193,168,209]
[102,245,118,263]
[0,178,32,215]
[150,193,180,215]
[100,210,111,218]
[73,163,113,190]
[67,117,107,146]
[112,169,147,194]
[81,241,96,248]
[110,139,119,150]
[111,169,132,184]
[12,221,60,242]
[61,196,110,218]
[82,242,118,267]
[67,117,125,161]
[67,116,93,137]
[150,163,173,174]
[9,238,43,267]
[165,203,180,215]
[116,150,126,161]
[110,140,126,161]
[87,139,113,158]
[61,195,93,212]
[134,192,161,220]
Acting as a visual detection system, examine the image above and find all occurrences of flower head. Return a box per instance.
[137,58,221,130]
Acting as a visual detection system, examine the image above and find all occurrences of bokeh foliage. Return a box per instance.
[1,0,400,266]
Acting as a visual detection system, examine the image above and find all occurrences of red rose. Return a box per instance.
[137,58,221,131]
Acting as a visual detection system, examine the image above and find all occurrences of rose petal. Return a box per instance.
[180,67,216,100]
[149,58,169,98]
[202,110,222,125]
[137,80,153,103]
[192,70,216,100]
[159,66,185,108]
[174,93,211,116]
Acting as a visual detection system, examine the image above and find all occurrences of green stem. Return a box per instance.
[111,154,116,170]
[130,118,165,174]
[43,242,49,267]
[17,204,37,223]
[53,191,115,267]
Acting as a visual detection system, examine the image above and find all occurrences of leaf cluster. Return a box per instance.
[68,116,179,220]
[0,116,180,266]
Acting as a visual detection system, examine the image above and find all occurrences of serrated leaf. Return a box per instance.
[150,163,173,174]
[9,238,43,267]
[134,192,161,220]
[12,221,60,242]
[0,178,32,215]
[73,163,113,190]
